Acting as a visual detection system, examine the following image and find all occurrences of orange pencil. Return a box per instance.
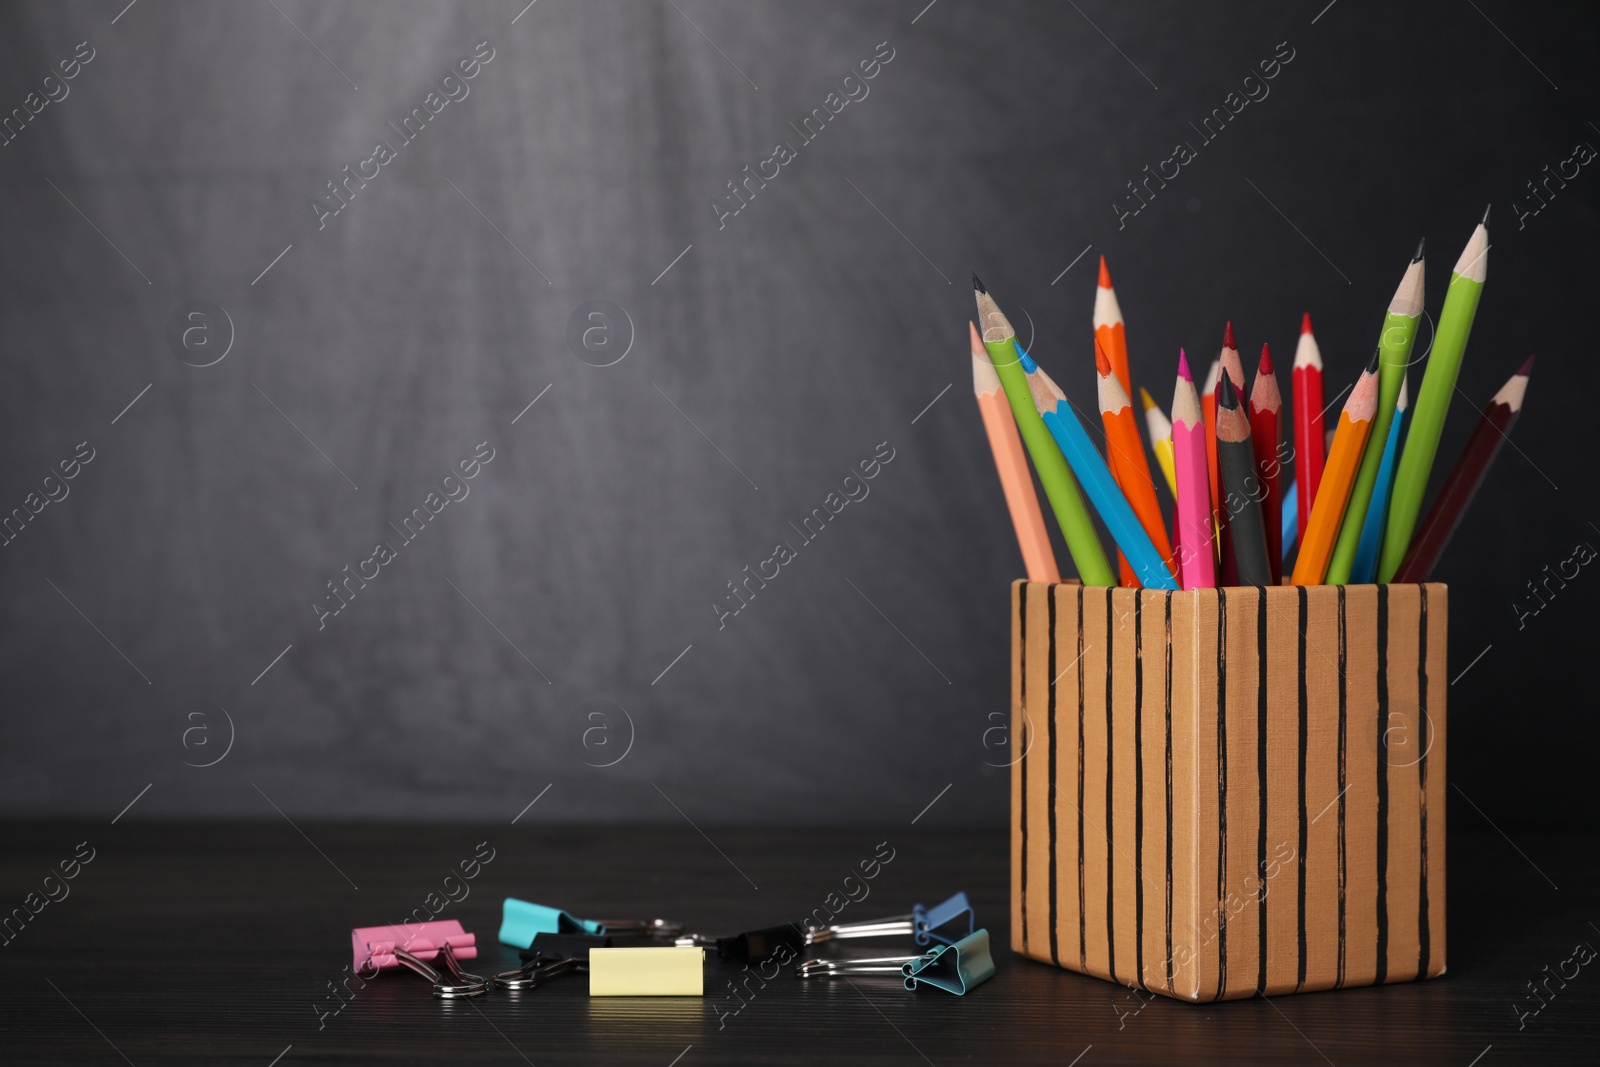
[971,322,1060,583]
[1094,256,1133,395]
[1096,340,1174,584]
[1290,352,1380,585]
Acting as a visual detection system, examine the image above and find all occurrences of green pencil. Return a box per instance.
[1380,208,1490,582]
[1324,240,1426,584]
[972,276,1113,586]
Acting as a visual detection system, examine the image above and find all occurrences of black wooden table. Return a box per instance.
[1,821,1593,1064]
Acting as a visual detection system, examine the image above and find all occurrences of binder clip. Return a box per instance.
[492,932,610,991]
[351,920,488,998]
[498,897,682,948]
[797,929,996,997]
[674,892,976,965]
[901,929,996,995]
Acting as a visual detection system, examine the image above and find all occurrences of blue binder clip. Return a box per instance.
[901,929,996,995]
[797,929,996,996]
[912,892,976,947]
[498,898,681,949]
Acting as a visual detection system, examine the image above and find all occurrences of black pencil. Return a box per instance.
[1216,372,1273,587]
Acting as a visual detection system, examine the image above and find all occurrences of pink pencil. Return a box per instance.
[1171,349,1215,590]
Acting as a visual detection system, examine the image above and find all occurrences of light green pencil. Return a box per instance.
[1380,207,1490,582]
[1324,240,1426,584]
[972,275,1114,586]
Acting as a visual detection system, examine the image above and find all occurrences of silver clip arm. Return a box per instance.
[803,915,914,945]
[393,943,488,998]
[797,955,917,979]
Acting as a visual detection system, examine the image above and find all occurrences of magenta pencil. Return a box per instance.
[1171,349,1215,590]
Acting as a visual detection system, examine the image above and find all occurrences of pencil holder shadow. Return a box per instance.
[1009,580,1446,1001]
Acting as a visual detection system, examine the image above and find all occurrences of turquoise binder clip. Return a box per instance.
[498,898,682,949]
[912,891,976,947]
[901,929,995,995]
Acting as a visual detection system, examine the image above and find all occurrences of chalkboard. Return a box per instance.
[0,0,1594,830]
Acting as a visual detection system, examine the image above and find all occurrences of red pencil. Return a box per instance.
[1292,313,1325,540]
[1393,357,1534,582]
[1249,343,1284,584]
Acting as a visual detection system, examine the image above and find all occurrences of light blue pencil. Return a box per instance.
[1017,347,1179,591]
[1281,481,1298,564]
[1351,378,1409,584]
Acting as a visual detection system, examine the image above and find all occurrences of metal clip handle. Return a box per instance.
[493,955,587,991]
[592,918,684,937]
[803,915,913,945]
[796,955,917,979]
[393,943,488,998]
[673,932,717,948]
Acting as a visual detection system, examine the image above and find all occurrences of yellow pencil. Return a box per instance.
[1138,386,1179,499]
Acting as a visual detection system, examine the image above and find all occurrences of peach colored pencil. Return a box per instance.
[971,322,1060,583]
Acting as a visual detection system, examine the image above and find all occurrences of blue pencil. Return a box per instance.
[1017,346,1179,591]
[1352,379,1409,584]
[1281,481,1299,564]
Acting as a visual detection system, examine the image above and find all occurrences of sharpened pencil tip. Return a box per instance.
[1223,320,1237,351]
[1097,254,1111,288]
[1517,354,1535,376]
[1017,347,1038,374]
[1413,237,1426,262]
[1216,369,1239,410]
[1481,203,1491,227]
[1094,339,1112,377]
[971,272,987,293]
[1177,349,1193,382]
[1258,343,1273,376]
[1138,386,1158,410]
[1366,347,1381,374]
[1300,312,1313,335]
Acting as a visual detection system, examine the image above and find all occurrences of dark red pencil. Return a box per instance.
[1393,357,1534,582]
[1249,343,1284,584]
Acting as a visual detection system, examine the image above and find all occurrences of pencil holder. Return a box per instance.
[1008,580,1446,1001]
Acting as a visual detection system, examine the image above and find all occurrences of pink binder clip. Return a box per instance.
[351,920,487,997]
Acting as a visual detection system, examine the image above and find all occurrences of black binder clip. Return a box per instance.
[492,932,609,991]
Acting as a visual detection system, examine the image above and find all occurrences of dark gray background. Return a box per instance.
[1,0,1594,829]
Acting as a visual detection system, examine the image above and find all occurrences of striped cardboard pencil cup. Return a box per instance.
[1010,580,1446,1001]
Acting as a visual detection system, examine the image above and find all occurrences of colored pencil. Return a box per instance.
[1290,353,1380,585]
[1094,255,1133,396]
[1248,343,1284,584]
[1394,357,1532,583]
[1325,240,1426,583]
[973,276,1114,586]
[1138,387,1179,499]
[1216,372,1273,587]
[1098,340,1174,586]
[1351,377,1409,584]
[971,321,1060,583]
[1021,352,1179,591]
[1214,327,1246,583]
[1281,480,1298,564]
[1291,313,1325,539]
[1201,355,1222,519]
[1381,207,1491,581]
[1171,350,1215,590]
